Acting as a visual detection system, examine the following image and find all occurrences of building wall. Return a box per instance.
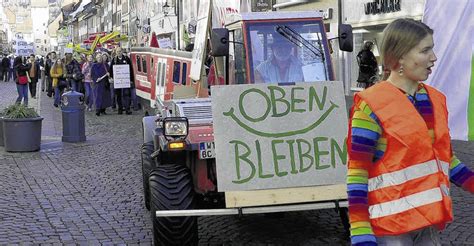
[31,6,50,55]
[343,0,424,27]
[31,0,49,7]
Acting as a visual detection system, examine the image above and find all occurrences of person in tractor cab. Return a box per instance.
[254,36,304,84]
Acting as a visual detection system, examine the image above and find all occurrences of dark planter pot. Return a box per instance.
[0,117,4,147]
[3,117,43,152]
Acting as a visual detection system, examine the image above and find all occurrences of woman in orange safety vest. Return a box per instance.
[347,18,474,245]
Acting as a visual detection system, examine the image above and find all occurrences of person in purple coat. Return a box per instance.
[91,53,112,116]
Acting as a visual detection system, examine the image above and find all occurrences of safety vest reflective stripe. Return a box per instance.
[438,160,449,176]
[369,187,443,219]
[368,159,450,192]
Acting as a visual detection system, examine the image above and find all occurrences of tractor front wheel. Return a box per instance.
[141,141,155,210]
[149,164,198,245]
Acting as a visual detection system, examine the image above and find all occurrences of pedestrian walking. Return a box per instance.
[14,56,32,106]
[91,53,112,116]
[50,58,66,107]
[27,54,41,99]
[8,55,15,82]
[102,52,117,110]
[347,18,474,246]
[1,54,10,82]
[356,41,378,89]
[110,47,134,115]
[82,54,95,111]
[64,49,83,92]
[45,52,57,97]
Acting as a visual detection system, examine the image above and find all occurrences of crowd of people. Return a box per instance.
[3,46,138,116]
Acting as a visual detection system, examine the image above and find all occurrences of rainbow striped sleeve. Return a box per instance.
[450,156,474,193]
[347,101,380,246]
[416,87,473,192]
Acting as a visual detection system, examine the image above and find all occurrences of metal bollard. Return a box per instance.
[61,91,86,142]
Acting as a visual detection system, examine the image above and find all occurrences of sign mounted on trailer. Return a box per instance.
[211,82,348,191]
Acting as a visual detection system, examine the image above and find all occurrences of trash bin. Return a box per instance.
[61,90,86,143]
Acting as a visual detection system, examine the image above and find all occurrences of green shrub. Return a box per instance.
[2,104,40,119]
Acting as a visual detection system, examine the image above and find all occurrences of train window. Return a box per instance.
[142,55,147,73]
[172,61,181,84]
[136,56,142,72]
[181,63,187,85]
[160,61,166,87]
[156,62,162,86]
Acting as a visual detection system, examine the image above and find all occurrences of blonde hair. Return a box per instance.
[381,18,433,79]
[51,59,64,74]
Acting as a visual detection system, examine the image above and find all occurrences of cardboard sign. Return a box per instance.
[158,38,173,49]
[211,82,348,191]
[112,64,131,89]
[15,39,35,57]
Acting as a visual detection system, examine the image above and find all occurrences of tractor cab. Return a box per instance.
[211,12,352,85]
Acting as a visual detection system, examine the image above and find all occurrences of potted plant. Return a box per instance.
[2,104,43,152]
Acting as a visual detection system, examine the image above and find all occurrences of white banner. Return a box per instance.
[112,64,131,89]
[189,0,211,81]
[423,0,474,140]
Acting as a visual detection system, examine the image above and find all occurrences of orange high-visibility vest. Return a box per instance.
[353,81,453,235]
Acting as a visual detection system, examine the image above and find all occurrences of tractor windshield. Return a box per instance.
[246,19,333,84]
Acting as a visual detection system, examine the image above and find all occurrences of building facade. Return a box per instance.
[31,0,50,55]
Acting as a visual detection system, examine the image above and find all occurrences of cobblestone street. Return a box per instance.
[0,81,473,245]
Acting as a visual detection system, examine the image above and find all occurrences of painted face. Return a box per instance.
[399,34,437,82]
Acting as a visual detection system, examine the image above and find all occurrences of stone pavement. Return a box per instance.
[0,80,473,245]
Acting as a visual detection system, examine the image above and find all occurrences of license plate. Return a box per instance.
[199,142,215,159]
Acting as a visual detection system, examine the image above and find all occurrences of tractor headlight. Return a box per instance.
[163,117,188,139]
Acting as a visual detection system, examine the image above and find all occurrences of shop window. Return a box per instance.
[181,63,187,85]
[137,56,142,72]
[142,55,147,73]
[172,61,181,84]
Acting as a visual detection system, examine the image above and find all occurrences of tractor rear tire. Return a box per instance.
[150,165,198,246]
[141,141,155,211]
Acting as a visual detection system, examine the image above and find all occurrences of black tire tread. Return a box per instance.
[141,141,155,210]
[150,165,198,246]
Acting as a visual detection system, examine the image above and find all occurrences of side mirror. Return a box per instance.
[210,28,229,57]
[338,24,353,52]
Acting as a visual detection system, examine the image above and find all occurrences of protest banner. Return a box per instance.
[211,82,348,191]
[112,64,131,89]
[15,39,35,57]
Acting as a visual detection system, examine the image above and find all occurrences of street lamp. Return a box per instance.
[135,17,141,29]
[162,0,180,50]
[163,1,172,17]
